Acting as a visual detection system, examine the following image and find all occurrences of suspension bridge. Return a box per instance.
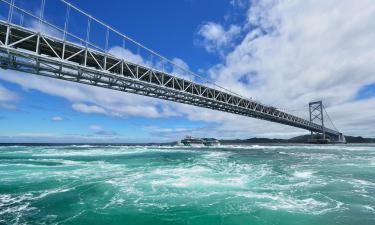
[0,0,345,143]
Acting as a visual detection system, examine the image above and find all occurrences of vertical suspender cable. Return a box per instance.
[105,26,109,52]
[39,0,46,27]
[20,12,24,26]
[63,4,70,41]
[86,17,91,47]
[8,0,15,23]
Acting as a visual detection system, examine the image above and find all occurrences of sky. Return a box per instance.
[0,0,375,143]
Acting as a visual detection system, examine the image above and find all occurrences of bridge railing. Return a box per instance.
[0,0,254,102]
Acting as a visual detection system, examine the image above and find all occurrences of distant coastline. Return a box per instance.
[0,135,374,146]
[219,135,375,144]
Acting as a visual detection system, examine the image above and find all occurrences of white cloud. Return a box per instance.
[72,103,107,115]
[230,0,248,8]
[196,0,375,137]
[0,132,131,143]
[171,103,307,139]
[0,69,183,119]
[197,22,241,54]
[16,132,57,138]
[109,46,193,81]
[170,57,194,81]
[0,85,19,110]
[109,46,145,66]
[51,116,63,122]
[0,17,185,120]
[30,20,62,39]
[0,41,192,120]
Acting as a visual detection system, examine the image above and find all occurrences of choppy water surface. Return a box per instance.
[0,144,375,225]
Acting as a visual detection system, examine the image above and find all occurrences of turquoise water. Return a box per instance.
[0,144,375,225]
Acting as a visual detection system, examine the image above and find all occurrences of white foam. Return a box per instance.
[353,179,373,186]
[148,163,248,188]
[151,165,209,176]
[151,177,218,188]
[150,175,248,189]
[37,188,72,199]
[102,196,125,209]
[236,191,342,215]
[236,191,279,200]
[363,205,375,212]
[203,151,232,159]
[31,145,196,157]
[0,193,38,219]
[293,171,314,179]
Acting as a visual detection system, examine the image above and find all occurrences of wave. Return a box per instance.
[293,170,315,179]
[1,143,375,223]
[236,191,344,215]
[0,187,73,224]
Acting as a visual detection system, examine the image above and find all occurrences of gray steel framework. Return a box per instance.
[309,101,326,139]
[0,21,342,137]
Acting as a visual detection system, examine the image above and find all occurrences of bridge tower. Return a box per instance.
[309,101,327,143]
[309,101,346,144]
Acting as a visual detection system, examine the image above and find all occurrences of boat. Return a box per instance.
[202,138,221,146]
[181,136,204,147]
[181,136,221,147]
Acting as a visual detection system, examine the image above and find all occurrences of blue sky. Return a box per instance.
[1,0,375,143]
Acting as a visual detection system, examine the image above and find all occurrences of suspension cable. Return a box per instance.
[323,105,339,131]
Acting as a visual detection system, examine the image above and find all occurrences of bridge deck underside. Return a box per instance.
[0,21,340,137]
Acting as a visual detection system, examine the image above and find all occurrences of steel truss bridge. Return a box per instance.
[0,0,345,142]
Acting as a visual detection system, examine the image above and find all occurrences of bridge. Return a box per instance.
[0,0,345,143]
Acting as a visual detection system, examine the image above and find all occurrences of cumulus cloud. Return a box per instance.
[109,46,194,81]
[194,0,375,137]
[109,46,146,66]
[197,22,241,54]
[170,58,195,81]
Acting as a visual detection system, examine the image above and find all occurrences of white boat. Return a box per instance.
[181,136,204,147]
[181,137,221,147]
[202,138,221,146]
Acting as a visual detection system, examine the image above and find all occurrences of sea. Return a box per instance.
[0,144,374,225]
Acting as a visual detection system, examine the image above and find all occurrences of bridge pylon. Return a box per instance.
[309,101,328,143]
[308,101,345,144]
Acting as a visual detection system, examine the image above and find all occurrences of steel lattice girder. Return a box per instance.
[0,21,341,137]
